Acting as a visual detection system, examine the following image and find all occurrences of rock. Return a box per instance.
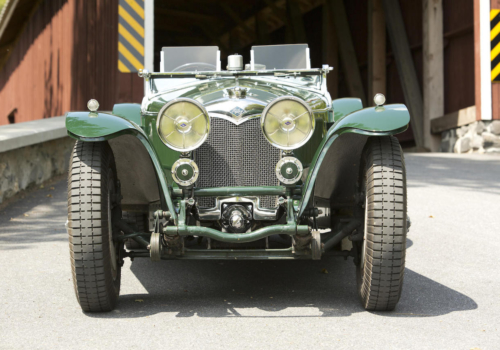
[456,125,469,138]
[465,121,484,135]
[471,134,483,150]
[487,120,500,135]
[482,132,500,148]
[454,136,471,153]
[440,129,457,153]
[473,121,485,134]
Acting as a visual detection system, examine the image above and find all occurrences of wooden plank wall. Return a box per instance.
[0,0,476,129]
[0,0,143,125]
[442,0,475,114]
[339,0,474,143]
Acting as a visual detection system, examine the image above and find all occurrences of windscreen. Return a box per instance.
[251,44,309,70]
[161,46,219,72]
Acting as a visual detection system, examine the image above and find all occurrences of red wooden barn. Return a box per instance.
[0,0,496,151]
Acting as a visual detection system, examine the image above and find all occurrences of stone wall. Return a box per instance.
[0,137,74,204]
[440,120,500,153]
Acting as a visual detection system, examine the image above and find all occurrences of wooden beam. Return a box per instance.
[423,0,444,151]
[474,0,482,121]
[368,0,386,105]
[220,3,255,35]
[431,106,476,134]
[0,0,43,72]
[198,23,230,52]
[329,0,366,106]
[219,0,324,55]
[155,32,207,45]
[264,0,288,27]
[256,12,271,45]
[322,2,338,98]
[0,40,16,53]
[382,0,424,149]
[229,29,240,54]
[155,8,218,22]
[287,0,307,43]
[155,21,194,33]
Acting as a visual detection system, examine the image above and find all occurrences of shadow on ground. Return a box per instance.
[88,237,476,319]
[0,157,482,318]
[405,153,500,193]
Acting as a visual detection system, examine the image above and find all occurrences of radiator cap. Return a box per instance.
[227,54,243,71]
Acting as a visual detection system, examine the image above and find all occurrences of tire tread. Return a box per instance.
[359,136,407,311]
[67,141,120,312]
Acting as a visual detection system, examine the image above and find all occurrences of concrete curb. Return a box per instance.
[0,116,73,204]
[0,116,66,153]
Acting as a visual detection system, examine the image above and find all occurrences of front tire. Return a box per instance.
[67,141,121,312]
[357,136,407,311]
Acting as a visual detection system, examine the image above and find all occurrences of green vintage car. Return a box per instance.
[65,45,410,312]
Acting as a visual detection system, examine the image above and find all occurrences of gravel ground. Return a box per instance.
[0,153,499,350]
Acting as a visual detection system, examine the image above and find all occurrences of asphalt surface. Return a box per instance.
[1,153,500,350]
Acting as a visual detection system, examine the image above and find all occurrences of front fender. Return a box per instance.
[66,111,140,140]
[65,112,178,224]
[112,103,142,126]
[298,104,410,216]
[332,98,363,122]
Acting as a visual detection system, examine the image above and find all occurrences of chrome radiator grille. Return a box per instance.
[195,117,280,208]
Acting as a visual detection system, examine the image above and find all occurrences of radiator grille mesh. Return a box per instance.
[195,117,280,208]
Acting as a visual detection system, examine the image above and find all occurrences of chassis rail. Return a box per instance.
[124,248,355,260]
[164,224,309,243]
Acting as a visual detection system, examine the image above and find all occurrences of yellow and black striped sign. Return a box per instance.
[491,9,500,81]
[118,0,144,72]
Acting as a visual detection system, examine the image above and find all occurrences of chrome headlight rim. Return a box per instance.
[260,96,315,150]
[156,98,210,152]
[171,158,199,187]
[276,156,303,185]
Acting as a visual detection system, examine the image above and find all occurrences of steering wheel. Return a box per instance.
[172,62,217,72]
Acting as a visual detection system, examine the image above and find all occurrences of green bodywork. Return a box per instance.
[112,103,142,125]
[65,72,410,241]
[66,111,179,224]
[298,103,410,216]
[332,98,363,121]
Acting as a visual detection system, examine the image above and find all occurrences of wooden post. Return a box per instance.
[368,0,386,105]
[144,0,154,72]
[474,0,492,121]
[287,0,307,43]
[423,0,444,151]
[256,12,271,45]
[329,0,366,106]
[382,0,424,149]
[322,3,339,98]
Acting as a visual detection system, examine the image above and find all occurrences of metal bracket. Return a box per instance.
[311,230,321,260]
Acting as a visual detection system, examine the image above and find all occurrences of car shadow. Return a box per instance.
[87,237,477,319]
[1,173,479,318]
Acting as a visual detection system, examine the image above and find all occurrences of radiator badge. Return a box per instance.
[230,106,244,118]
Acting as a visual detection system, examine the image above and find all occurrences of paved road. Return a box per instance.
[1,153,500,350]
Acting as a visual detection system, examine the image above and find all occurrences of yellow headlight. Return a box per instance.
[261,96,314,150]
[157,98,210,151]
